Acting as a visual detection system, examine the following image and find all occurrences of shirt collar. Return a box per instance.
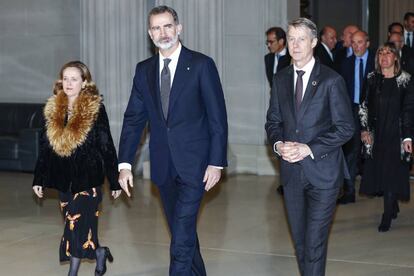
[159,42,182,63]
[293,57,315,73]
[278,47,287,57]
[356,50,369,62]
[346,46,353,57]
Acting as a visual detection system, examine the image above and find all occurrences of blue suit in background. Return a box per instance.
[119,45,228,275]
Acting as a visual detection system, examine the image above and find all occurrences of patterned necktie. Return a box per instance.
[160,58,171,119]
[295,70,305,110]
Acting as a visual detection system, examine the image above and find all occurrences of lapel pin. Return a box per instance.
[312,81,317,86]
[187,67,190,71]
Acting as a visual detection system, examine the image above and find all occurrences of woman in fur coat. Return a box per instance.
[32,61,122,276]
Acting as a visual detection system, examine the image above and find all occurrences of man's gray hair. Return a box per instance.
[288,18,318,40]
[148,5,180,27]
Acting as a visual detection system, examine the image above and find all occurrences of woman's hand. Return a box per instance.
[403,140,412,153]
[33,185,43,198]
[361,131,373,145]
[111,190,122,199]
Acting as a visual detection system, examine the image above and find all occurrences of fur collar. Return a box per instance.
[44,92,102,157]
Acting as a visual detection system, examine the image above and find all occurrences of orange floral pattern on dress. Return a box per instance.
[82,228,96,250]
[67,214,81,231]
[60,201,68,211]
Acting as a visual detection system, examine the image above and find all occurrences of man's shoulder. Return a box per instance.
[137,55,157,67]
[184,47,214,64]
[317,62,343,83]
[274,65,292,79]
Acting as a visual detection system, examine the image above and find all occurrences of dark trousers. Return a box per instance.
[283,166,340,276]
[342,105,361,194]
[157,155,206,276]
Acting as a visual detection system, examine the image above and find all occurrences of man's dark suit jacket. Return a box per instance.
[401,45,414,76]
[266,60,355,189]
[333,46,348,73]
[118,46,228,186]
[339,50,375,103]
[265,50,291,87]
[314,43,335,69]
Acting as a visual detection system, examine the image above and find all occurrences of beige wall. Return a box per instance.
[379,0,414,44]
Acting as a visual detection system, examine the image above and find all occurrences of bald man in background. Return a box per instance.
[314,26,337,69]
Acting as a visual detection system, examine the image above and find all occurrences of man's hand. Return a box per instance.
[118,169,133,197]
[403,140,412,153]
[277,142,312,163]
[203,165,221,191]
[33,185,43,198]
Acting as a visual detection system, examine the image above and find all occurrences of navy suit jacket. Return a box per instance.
[265,51,291,87]
[119,46,228,186]
[339,50,375,103]
[265,60,355,188]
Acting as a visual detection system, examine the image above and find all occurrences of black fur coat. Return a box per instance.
[33,92,120,193]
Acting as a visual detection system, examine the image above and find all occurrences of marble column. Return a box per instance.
[80,0,152,151]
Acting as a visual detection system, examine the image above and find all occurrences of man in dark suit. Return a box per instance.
[118,6,228,276]
[388,32,414,76]
[265,27,291,87]
[265,27,291,195]
[314,26,337,69]
[333,25,359,72]
[265,18,354,276]
[338,30,375,204]
[403,12,414,49]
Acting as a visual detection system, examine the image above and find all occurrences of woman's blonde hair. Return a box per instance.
[53,60,98,96]
[375,42,401,75]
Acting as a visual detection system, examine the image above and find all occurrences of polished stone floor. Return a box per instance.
[1,171,414,275]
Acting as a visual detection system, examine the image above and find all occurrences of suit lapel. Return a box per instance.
[168,46,192,115]
[146,54,165,121]
[297,61,321,120]
[284,66,296,120]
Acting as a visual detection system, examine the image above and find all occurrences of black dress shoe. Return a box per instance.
[277,185,284,195]
[378,214,391,232]
[337,193,355,204]
[95,247,113,276]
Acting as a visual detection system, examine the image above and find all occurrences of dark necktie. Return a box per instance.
[160,58,171,119]
[295,70,305,110]
[358,57,364,103]
[407,33,412,48]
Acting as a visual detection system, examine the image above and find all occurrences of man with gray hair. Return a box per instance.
[266,17,354,276]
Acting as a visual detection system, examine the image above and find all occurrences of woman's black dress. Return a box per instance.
[360,72,414,201]
[59,187,102,262]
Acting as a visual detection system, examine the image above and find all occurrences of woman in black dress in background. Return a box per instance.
[359,43,414,232]
[32,61,122,275]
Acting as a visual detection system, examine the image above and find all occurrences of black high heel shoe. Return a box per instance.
[95,247,113,276]
[378,214,392,232]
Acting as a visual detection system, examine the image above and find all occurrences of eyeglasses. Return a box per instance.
[266,40,277,45]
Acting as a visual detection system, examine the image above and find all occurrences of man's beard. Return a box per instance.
[153,34,179,50]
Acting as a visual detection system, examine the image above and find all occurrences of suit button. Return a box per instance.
[167,128,170,131]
